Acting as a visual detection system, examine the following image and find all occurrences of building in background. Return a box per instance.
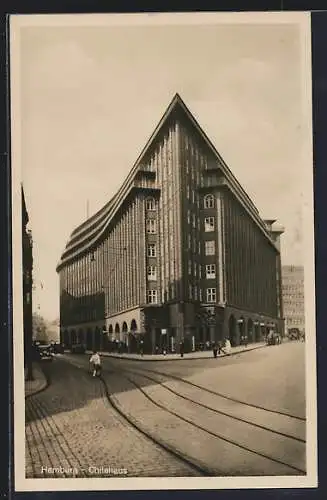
[22,186,33,379]
[56,94,284,354]
[282,265,305,335]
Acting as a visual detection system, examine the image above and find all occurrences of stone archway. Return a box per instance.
[129,319,138,353]
[228,315,237,347]
[238,316,245,344]
[71,330,77,345]
[77,328,84,345]
[247,318,254,343]
[122,321,128,347]
[63,330,69,348]
[86,328,93,350]
[114,323,120,350]
[254,322,260,342]
[102,325,109,351]
[94,326,101,351]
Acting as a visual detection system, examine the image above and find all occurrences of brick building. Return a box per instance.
[22,186,34,377]
[56,94,284,353]
[282,265,305,334]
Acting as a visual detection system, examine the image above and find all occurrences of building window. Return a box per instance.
[186,185,190,199]
[188,259,192,275]
[207,288,216,303]
[26,292,31,304]
[145,198,156,211]
[204,217,215,232]
[205,240,215,255]
[147,289,158,304]
[148,266,157,280]
[199,289,203,302]
[204,194,215,209]
[194,287,198,300]
[206,264,216,279]
[147,244,156,257]
[146,219,157,234]
[189,284,193,299]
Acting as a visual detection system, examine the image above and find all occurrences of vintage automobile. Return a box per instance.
[266,331,281,346]
[288,328,301,341]
[37,344,53,361]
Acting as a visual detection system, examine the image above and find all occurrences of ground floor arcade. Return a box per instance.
[61,302,283,354]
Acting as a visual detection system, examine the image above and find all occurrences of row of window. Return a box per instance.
[147,216,215,235]
[145,194,216,213]
[147,263,217,281]
[147,240,216,258]
[147,287,217,304]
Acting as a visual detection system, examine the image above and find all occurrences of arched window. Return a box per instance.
[145,197,155,211]
[204,194,215,209]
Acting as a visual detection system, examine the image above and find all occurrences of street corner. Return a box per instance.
[25,363,48,398]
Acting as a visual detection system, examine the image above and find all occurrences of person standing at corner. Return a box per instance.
[180,339,184,358]
[212,343,218,358]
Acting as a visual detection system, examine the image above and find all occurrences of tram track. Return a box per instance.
[59,354,306,476]
[119,363,306,422]
[98,373,214,476]
[113,367,306,475]
[52,355,212,476]
[117,365,305,443]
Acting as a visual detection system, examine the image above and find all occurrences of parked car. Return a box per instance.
[288,328,301,341]
[267,332,281,346]
[70,343,86,354]
[37,344,53,361]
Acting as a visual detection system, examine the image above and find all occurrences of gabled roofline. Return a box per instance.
[57,93,280,271]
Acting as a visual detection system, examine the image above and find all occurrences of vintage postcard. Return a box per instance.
[10,11,317,492]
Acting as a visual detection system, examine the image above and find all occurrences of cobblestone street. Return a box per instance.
[25,342,306,478]
[25,360,200,478]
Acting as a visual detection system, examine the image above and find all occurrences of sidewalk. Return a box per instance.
[25,363,48,398]
[86,341,267,362]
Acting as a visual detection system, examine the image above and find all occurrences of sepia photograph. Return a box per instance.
[10,11,317,491]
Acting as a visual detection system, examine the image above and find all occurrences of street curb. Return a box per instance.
[25,363,50,399]
[88,343,268,362]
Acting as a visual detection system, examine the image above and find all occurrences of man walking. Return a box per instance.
[89,350,101,377]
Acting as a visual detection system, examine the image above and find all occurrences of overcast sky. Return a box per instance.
[15,14,312,321]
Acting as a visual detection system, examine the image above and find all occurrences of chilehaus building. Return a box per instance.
[56,94,284,354]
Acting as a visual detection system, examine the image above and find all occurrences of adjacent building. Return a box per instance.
[282,265,305,334]
[22,186,33,377]
[56,93,284,353]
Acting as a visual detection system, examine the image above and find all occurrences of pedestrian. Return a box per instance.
[217,340,223,355]
[89,350,101,377]
[180,340,184,358]
[140,339,144,356]
[212,343,218,358]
